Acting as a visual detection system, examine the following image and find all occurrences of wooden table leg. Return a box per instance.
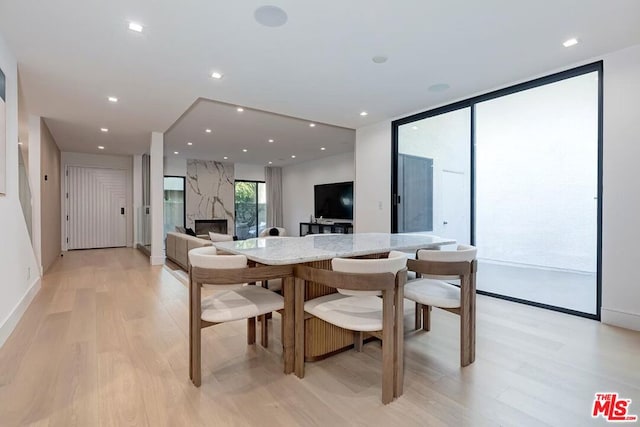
[294,277,305,378]
[394,279,405,398]
[460,272,476,367]
[283,276,295,374]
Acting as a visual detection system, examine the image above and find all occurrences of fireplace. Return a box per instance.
[195,219,228,235]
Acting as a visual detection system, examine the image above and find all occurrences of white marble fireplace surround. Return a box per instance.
[186,159,235,231]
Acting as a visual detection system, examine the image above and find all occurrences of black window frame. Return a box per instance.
[391,61,603,320]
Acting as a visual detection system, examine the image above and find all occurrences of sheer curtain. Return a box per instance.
[265,166,283,227]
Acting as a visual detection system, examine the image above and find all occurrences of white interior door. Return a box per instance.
[67,166,127,249]
[441,170,469,245]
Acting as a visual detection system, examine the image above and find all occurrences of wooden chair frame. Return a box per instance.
[293,265,407,404]
[407,258,478,367]
[189,264,293,386]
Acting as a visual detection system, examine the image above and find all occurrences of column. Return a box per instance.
[149,132,164,265]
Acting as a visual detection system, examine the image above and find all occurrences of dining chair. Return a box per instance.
[258,227,287,292]
[188,246,289,386]
[294,251,408,404]
[259,227,287,237]
[405,244,478,366]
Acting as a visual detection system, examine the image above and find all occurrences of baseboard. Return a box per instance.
[0,277,42,348]
[601,307,640,332]
[150,255,165,266]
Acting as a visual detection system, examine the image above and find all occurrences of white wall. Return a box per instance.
[0,35,41,347]
[282,152,355,236]
[354,43,640,330]
[235,163,265,182]
[355,122,392,233]
[60,152,134,249]
[163,157,265,182]
[601,44,640,330]
[163,156,186,177]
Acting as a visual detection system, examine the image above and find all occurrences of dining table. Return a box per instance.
[211,232,455,383]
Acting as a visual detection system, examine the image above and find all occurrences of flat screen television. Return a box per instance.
[314,181,354,220]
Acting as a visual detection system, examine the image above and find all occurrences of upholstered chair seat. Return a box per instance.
[404,279,461,308]
[201,286,285,323]
[305,293,384,331]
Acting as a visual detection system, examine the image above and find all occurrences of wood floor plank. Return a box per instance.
[0,311,71,426]
[0,247,639,427]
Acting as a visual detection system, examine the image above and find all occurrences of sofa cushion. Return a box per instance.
[165,232,212,269]
[209,232,234,242]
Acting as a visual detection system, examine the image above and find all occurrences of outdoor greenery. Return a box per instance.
[235,181,266,239]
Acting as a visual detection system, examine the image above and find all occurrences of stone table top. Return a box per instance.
[211,232,455,265]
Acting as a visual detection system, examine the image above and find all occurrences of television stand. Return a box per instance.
[299,222,353,236]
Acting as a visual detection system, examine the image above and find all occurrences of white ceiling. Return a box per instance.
[165,98,354,166]
[1,1,639,159]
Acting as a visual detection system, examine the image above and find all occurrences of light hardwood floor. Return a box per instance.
[0,248,639,426]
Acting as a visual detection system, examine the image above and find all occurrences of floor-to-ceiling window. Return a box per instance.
[395,107,471,245]
[392,62,602,319]
[235,180,266,239]
[164,176,185,239]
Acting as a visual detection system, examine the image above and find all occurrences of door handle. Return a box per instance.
[121,207,125,215]
[443,221,448,225]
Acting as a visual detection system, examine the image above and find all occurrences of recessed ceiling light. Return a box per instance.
[223,156,228,160]
[563,38,579,47]
[98,146,105,150]
[100,128,109,132]
[254,5,288,27]
[128,22,143,33]
[412,126,419,130]
[360,111,368,116]
[309,123,316,127]
[174,151,179,155]
[268,139,274,143]
[428,83,450,92]
[237,107,244,112]
[268,161,273,165]
[205,128,212,133]
[108,96,118,103]
[291,155,296,158]
[187,142,193,146]
[211,72,223,79]
[242,149,248,152]
[321,147,326,151]
[372,56,388,64]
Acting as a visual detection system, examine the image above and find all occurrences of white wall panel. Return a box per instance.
[282,152,355,236]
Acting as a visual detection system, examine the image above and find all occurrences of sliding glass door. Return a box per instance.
[235,180,266,239]
[395,107,471,246]
[474,72,599,315]
[392,62,602,318]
